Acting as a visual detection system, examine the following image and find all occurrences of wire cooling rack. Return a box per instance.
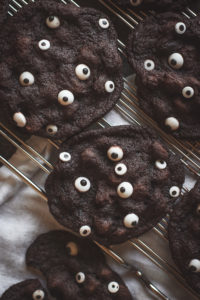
[1,0,200,299]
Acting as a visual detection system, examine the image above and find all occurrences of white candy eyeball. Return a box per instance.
[75,177,91,192]
[182,86,194,99]
[155,160,167,170]
[66,241,79,256]
[168,53,184,69]
[196,204,200,215]
[107,146,123,162]
[175,22,186,34]
[117,182,133,199]
[123,213,139,228]
[19,72,34,86]
[79,225,91,237]
[169,186,180,197]
[13,112,27,128]
[99,18,109,29]
[46,16,60,28]
[130,0,143,6]
[59,152,71,162]
[108,281,119,294]
[76,272,86,283]
[165,117,179,131]
[105,81,115,93]
[189,259,200,273]
[38,39,50,51]
[58,90,74,106]
[75,64,91,80]
[115,163,127,176]
[144,59,155,71]
[46,125,58,135]
[32,290,45,300]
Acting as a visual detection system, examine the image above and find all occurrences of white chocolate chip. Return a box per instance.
[13,112,27,127]
[165,117,179,131]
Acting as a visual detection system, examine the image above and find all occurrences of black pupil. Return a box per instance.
[103,20,107,25]
[132,221,137,225]
[24,78,29,84]
[111,153,118,159]
[64,154,69,158]
[147,63,151,67]
[78,275,81,280]
[171,59,177,66]
[41,42,46,46]
[83,68,88,75]
[49,16,54,22]
[112,285,115,288]
[172,191,177,195]
[66,246,71,254]
[109,84,113,89]
[36,296,41,300]
[186,90,191,96]
[63,96,68,102]
[160,160,164,164]
[80,179,87,186]
[83,230,88,235]
[179,25,184,31]
[48,128,53,133]
[120,187,125,193]
[117,167,122,171]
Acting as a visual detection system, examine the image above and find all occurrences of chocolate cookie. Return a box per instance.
[127,13,200,139]
[26,230,133,300]
[168,180,200,294]
[115,0,189,11]
[45,125,184,245]
[0,0,122,140]
[1,279,49,300]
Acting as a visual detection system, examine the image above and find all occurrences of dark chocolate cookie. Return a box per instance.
[26,230,133,300]
[127,13,200,139]
[168,180,200,294]
[0,0,8,25]
[1,279,49,300]
[45,125,184,245]
[115,0,189,11]
[0,0,122,140]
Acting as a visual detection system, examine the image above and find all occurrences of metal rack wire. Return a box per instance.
[1,0,200,299]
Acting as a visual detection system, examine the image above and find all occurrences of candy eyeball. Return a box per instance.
[108,281,119,294]
[66,241,79,256]
[58,90,74,106]
[99,18,109,29]
[46,125,58,135]
[115,163,127,176]
[169,186,180,197]
[175,22,186,34]
[79,225,91,237]
[32,290,45,300]
[144,59,155,71]
[38,39,50,51]
[13,112,27,128]
[19,72,34,86]
[46,16,60,28]
[117,182,133,199]
[182,86,194,99]
[130,0,143,6]
[76,272,86,283]
[196,204,200,215]
[188,259,200,273]
[123,213,139,228]
[168,53,184,69]
[107,146,123,162]
[75,64,91,80]
[155,160,167,170]
[59,152,71,162]
[75,177,91,192]
[105,81,115,93]
[165,117,180,131]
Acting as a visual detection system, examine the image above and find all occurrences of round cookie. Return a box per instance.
[1,279,49,300]
[0,0,122,140]
[26,230,133,300]
[168,180,200,294]
[115,0,189,11]
[45,125,185,245]
[127,13,200,139]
